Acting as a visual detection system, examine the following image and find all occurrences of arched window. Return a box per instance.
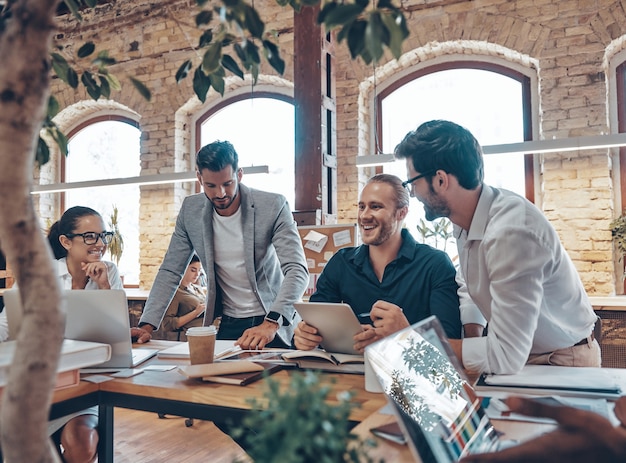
[196,94,295,208]
[378,63,533,256]
[63,117,141,285]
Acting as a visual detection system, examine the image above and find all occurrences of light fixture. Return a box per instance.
[355,133,626,167]
[31,165,270,195]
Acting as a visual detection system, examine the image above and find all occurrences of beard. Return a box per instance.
[209,189,238,211]
[422,186,450,221]
[361,220,394,246]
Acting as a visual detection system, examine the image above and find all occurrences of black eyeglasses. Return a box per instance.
[65,231,114,245]
[402,170,436,190]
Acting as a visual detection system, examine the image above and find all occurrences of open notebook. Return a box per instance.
[4,288,158,371]
[365,316,516,463]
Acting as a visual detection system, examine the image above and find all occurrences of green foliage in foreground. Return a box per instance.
[232,370,384,463]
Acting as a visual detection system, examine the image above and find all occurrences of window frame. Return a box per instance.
[375,61,535,202]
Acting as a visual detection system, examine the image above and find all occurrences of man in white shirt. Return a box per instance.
[135,141,308,349]
[394,120,600,374]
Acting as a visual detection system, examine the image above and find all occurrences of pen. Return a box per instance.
[358,312,371,318]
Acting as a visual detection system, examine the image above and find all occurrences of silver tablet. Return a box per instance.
[294,302,363,354]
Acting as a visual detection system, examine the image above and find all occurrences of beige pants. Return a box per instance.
[527,338,602,367]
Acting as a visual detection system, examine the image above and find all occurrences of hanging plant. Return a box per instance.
[108,205,124,267]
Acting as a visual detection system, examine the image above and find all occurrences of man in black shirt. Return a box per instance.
[294,174,481,352]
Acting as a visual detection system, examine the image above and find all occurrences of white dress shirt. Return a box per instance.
[456,185,597,374]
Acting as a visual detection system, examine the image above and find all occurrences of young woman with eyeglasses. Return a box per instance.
[44,205,122,463]
[48,206,123,292]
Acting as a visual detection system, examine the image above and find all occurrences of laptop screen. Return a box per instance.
[365,316,501,463]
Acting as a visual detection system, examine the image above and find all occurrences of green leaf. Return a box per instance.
[176,60,193,82]
[92,50,117,68]
[317,2,337,24]
[81,71,101,100]
[129,77,151,101]
[245,41,260,64]
[250,62,259,84]
[234,43,247,64]
[346,20,366,59]
[64,0,83,20]
[209,72,225,96]
[198,29,213,48]
[364,11,386,62]
[221,54,244,79]
[47,96,60,119]
[84,0,98,7]
[99,75,111,99]
[196,10,213,26]
[381,12,408,59]
[105,73,122,91]
[243,5,265,39]
[322,3,367,30]
[51,53,70,84]
[202,42,222,74]
[193,67,211,103]
[36,137,51,166]
[50,126,69,157]
[77,42,95,58]
[263,40,285,75]
[67,67,79,88]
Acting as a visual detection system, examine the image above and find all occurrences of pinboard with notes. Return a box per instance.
[297,224,357,297]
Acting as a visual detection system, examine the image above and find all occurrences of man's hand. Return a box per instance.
[293,320,323,350]
[132,325,153,344]
[236,320,278,350]
[369,300,410,338]
[353,325,382,352]
[81,261,110,289]
[461,396,626,463]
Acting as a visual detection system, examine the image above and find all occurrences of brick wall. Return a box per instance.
[45,0,626,295]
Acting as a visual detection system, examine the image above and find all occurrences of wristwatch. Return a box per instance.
[264,311,285,326]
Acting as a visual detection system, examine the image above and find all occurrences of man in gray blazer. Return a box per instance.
[134,141,309,349]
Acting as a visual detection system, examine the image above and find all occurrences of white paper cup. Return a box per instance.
[186,326,217,365]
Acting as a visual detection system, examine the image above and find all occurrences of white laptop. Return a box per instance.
[365,316,516,462]
[4,288,158,371]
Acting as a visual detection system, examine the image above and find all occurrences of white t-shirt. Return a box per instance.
[212,208,265,318]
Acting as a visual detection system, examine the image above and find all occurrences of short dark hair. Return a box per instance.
[394,120,484,190]
[366,173,409,210]
[196,140,239,172]
[47,206,102,260]
[190,254,200,264]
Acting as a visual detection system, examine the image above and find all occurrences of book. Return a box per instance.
[178,360,283,386]
[370,421,406,445]
[201,363,283,386]
[281,349,365,374]
[474,365,624,399]
[157,340,239,360]
[0,339,112,389]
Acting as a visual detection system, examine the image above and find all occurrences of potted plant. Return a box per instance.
[232,371,380,463]
[108,205,124,267]
[610,213,626,259]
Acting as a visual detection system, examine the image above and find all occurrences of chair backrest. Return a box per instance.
[594,315,602,344]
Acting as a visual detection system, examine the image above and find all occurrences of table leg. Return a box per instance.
[98,404,114,463]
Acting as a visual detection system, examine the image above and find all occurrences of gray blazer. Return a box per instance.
[140,184,309,344]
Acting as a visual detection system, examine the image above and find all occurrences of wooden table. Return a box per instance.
[49,341,387,463]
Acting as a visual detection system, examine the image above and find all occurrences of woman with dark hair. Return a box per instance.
[158,254,207,341]
[46,205,122,463]
[47,205,122,291]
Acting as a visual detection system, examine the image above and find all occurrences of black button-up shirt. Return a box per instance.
[310,229,462,339]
